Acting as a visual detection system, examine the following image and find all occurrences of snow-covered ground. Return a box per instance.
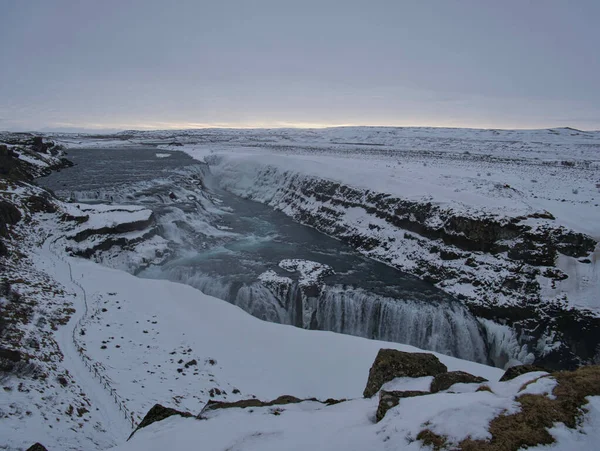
[112,372,600,451]
[2,128,600,450]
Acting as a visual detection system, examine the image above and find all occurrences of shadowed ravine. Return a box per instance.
[40,147,517,367]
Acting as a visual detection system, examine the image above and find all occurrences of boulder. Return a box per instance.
[26,444,48,451]
[128,404,193,440]
[363,349,447,398]
[500,364,547,382]
[430,371,488,393]
[376,390,430,422]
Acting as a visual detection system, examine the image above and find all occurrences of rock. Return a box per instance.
[25,195,57,214]
[184,359,197,368]
[26,444,48,451]
[0,347,22,372]
[439,249,463,260]
[0,200,22,237]
[363,349,447,398]
[128,404,194,440]
[199,395,344,418]
[499,364,547,382]
[376,390,430,422]
[200,395,304,416]
[430,371,488,393]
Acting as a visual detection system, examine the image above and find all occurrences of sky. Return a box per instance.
[1,0,599,132]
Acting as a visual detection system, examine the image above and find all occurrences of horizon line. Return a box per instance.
[3,124,599,134]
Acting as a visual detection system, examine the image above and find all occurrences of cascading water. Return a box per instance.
[311,288,487,363]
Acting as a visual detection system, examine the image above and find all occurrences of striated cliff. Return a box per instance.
[210,155,600,369]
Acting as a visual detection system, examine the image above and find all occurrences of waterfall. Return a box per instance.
[310,288,488,363]
[143,265,488,364]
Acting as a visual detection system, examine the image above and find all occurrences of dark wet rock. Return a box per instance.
[551,227,596,258]
[430,371,488,393]
[71,213,155,242]
[439,249,463,260]
[500,364,548,382]
[363,349,447,398]
[26,443,48,451]
[128,404,194,440]
[0,200,22,237]
[507,239,555,266]
[376,390,430,422]
[543,268,569,281]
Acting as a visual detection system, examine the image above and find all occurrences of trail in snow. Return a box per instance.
[38,234,132,444]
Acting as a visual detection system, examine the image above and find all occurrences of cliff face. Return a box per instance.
[212,158,600,370]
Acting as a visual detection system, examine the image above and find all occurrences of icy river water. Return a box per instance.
[41,146,492,364]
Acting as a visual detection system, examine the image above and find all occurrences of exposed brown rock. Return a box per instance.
[363,349,447,398]
[500,364,547,382]
[430,371,488,393]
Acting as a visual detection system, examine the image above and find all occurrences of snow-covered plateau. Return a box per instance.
[1,129,600,451]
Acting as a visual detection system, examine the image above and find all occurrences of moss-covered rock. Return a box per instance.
[430,371,488,393]
[363,349,447,398]
[499,364,547,382]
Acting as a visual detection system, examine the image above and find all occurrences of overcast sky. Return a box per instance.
[1,0,599,131]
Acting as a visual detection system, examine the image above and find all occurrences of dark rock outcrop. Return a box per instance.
[363,349,447,398]
[430,371,488,393]
[0,200,22,237]
[26,443,48,451]
[71,213,155,243]
[376,390,430,422]
[128,404,194,440]
[25,194,57,214]
[500,364,548,382]
[0,347,22,372]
